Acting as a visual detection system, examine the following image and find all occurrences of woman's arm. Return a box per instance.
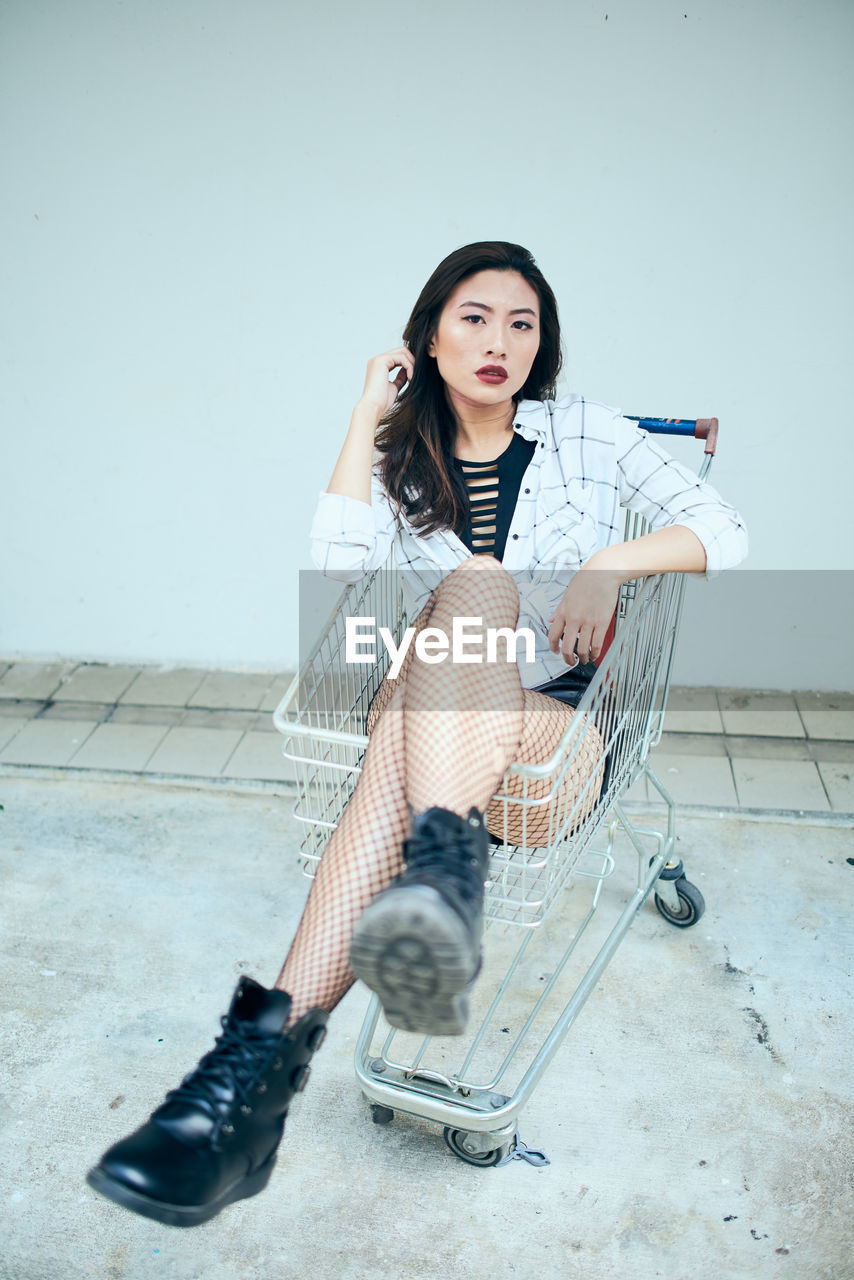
[310,347,413,581]
[326,401,383,505]
[326,348,414,504]
[547,525,707,666]
[546,408,748,666]
[613,415,748,578]
[588,524,707,577]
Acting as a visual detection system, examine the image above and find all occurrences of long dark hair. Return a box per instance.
[376,241,562,536]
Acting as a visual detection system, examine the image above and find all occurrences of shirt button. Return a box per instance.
[512,534,519,540]
[524,488,530,494]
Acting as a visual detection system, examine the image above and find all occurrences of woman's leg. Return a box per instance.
[347,568,603,1032]
[484,688,605,848]
[276,555,525,1027]
[88,559,603,1225]
[365,580,605,849]
[87,635,420,1227]
[278,556,604,1030]
[401,556,525,814]
[273,687,410,1023]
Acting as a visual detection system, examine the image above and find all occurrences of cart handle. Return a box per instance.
[627,415,718,456]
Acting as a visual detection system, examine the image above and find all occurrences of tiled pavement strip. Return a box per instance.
[0,660,853,817]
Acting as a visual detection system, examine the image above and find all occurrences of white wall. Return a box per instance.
[2,0,852,685]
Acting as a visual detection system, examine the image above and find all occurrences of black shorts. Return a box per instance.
[530,659,598,710]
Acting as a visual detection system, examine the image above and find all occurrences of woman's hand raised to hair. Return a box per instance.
[326,347,414,504]
[358,348,415,419]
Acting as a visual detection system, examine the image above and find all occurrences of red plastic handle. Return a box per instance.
[694,418,718,455]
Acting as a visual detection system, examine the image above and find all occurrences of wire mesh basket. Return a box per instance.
[274,557,684,928]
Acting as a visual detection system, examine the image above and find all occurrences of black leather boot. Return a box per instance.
[349,806,490,1036]
[86,977,327,1227]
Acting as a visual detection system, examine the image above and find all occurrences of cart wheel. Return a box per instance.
[655,876,705,927]
[443,1127,511,1167]
[370,1104,395,1125]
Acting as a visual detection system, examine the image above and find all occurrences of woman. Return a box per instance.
[87,242,747,1227]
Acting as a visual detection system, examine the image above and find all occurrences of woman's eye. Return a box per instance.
[460,314,534,330]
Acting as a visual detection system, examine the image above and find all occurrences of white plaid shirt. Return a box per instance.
[310,395,748,687]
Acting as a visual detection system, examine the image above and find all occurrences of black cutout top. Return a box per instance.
[453,431,536,561]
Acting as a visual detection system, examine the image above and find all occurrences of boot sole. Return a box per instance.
[85,1149,277,1228]
[349,884,480,1037]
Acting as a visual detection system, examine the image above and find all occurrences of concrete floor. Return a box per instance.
[1,775,852,1280]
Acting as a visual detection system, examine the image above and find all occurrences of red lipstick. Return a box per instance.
[476,365,508,384]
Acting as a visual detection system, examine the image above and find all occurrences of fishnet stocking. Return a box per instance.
[276,558,603,1025]
[402,558,525,816]
[275,686,410,1024]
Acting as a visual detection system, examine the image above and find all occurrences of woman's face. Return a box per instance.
[427,269,541,416]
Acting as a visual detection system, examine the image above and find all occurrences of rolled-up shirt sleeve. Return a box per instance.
[309,470,397,582]
[613,415,748,577]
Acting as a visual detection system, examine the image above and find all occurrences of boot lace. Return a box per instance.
[159,1015,279,1120]
[402,813,486,908]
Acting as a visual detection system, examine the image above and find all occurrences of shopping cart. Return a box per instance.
[274,415,718,1167]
